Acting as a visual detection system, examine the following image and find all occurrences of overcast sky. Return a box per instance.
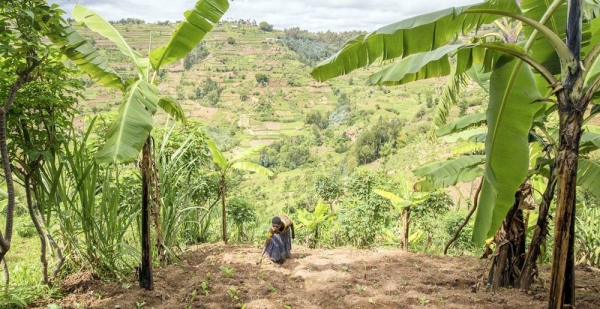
[48,0,482,32]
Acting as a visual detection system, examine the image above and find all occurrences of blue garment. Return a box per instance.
[265,228,292,263]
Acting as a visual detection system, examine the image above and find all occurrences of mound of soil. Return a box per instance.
[32,244,600,308]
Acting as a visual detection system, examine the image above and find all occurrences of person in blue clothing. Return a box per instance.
[258,215,295,264]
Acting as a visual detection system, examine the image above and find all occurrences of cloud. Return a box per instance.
[48,0,481,32]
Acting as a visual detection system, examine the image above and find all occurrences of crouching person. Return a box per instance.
[259,215,295,264]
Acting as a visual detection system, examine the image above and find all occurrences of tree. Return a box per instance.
[374,186,429,251]
[0,0,68,279]
[49,0,229,290]
[311,0,600,307]
[255,73,270,85]
[259,21,273,32]
[205,138,273,244]
[7,49,82,284]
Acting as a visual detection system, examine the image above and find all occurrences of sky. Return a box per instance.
[48,0,482,32]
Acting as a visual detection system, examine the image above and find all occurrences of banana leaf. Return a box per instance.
[473,56,544,244]
[47,24,124,91]
[578,158,600,200]
[94,80,158,163]
[311,0,521,82]
[150,0,229,69]
[72,4,149,78]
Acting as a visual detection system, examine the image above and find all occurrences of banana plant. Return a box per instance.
[296,200,335,248]
[48,0,229,290]
[374,179,429,251]
[311,0,600,306]
[205,138,273,244]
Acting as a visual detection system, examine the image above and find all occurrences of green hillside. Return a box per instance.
[74,20,488,213]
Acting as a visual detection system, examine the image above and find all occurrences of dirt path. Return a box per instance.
[34,244,600,308]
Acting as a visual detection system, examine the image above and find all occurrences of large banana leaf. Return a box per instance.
[520,0,567,74]
[413,155,485,190]
[94,80,159,164]
[311,0,521,81]
[579,132,600,153]
[72,4,148,78]
[150,0,229,70]
[158,97,186,123]
[578,158,600,200]
[48,24,124,91]
[370,44,462,85]
[436,112,486,136]
[443,128,487,143]
[452,142,485,155]
[584,124,600,133]
[473,56,544,244]
[373,189,412,210]
[205,138,227,170]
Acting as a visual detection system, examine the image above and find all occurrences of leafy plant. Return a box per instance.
[49,0,230,289]
[296,200,335,248]
[206,139,273,244]
[219,266,235,278]
[226,287,240,301]
[311,0,600,306]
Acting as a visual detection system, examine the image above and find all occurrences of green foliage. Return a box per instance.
[338,170,392,247]
[281,27,365,66]
[259,21,273,32]
[443,210,478,254]
[219,266,235,278]
[260,136,313,170]
[353,118,402,165]
[184,42,210,70]
[255,73,270,85]
[411,190,453,251]
[42,122,138,277]
[198,76,223,106]
[305,111,329,130]
[575,199,600,267]
[226,197,256,241]
[227,37,235,45]
[296,201,335,248]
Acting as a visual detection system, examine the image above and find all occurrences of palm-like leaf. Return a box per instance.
[72,4,148,78]
[443,128,487,143]
[579,132,600,153]
[452,142,485,155]
[94,80,159,164]
[473,57,544,243]
[158,97,187,123]
[436,112,486,136]
[413,155,485,190]
[520,0,567,74]
[150,0,229,69]
[370,44,462,85]
[47,24,124,91]
[311,0,521,82]
[205,138,227,170]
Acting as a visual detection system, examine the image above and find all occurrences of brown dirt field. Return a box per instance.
[30,244,600,309]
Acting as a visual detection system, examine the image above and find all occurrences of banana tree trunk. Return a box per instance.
[549,109,583,308]
[139,137,154,290]
[402,208,411,251]
[549,0,584,307]
[221,177,227,244]
[519,168,556,290]
[487,183,528,291]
